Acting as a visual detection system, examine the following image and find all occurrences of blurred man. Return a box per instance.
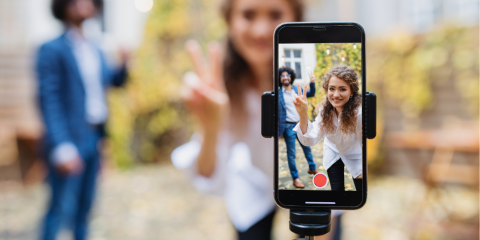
[35,0,127,239]
[278,66,317,188]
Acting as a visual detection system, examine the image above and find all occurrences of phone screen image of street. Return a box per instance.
[278,43,362,191]
[278,139,357,190]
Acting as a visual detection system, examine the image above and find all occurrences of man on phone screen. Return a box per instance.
[278,66,318,188]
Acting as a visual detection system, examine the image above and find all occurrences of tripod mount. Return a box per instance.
[290,209,331,239]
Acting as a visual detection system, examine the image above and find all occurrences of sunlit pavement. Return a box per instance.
[278,138,356,191]
[0,163,295,240]
[342,177,479,240]
[0,162,477,239]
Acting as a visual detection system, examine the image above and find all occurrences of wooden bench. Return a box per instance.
[385,117,479,187]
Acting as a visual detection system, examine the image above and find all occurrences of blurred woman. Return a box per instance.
[171,0,301,239]
[293,65,363,192]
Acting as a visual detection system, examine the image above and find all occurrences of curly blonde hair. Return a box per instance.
[317,65,361,135]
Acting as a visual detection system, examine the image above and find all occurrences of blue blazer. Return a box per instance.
[278,82,316,137]
[35,33,127,163]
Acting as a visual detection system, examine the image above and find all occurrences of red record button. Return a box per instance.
[313,173,328,188]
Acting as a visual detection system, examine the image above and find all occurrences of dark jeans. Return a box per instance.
[41,132,101,240]
[327,159,362,192]
[284,123,316,180]
[237,208,276,240]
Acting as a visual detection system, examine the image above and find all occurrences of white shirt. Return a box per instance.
[282,87,300,122]
[293,107,363,178]
[171,88,276,232]
[67,27,108,124]
[51,27,108,164]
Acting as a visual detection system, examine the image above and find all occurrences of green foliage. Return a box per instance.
[107,0,226,168]
[107,0,478,168]
[366,26,478,165]
[367,26,479,128]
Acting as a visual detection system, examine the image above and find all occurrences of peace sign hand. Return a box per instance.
[181,40,229,132]
[292,83,309,118]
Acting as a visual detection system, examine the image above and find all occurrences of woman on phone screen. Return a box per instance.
[171,0,302,239]
[293,65,363,192]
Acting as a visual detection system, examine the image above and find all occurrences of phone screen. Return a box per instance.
[274,23,366,209]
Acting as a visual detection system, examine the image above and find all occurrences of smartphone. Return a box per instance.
[274,22,366,209]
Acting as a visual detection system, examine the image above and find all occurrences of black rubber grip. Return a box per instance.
[261,91,275,138]
[365,92,376,139]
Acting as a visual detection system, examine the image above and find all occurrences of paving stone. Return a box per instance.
[0,163,296,240]
[1,163,476,240]
[278,138,355,191]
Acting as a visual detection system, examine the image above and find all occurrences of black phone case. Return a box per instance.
[273,22,367,210]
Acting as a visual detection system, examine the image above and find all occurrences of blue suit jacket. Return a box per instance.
[278,82,316,137]
[36,33,127,163]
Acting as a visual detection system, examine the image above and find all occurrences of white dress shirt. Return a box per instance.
[51,27,107,164]
[171,88,276,232]
[282,87,300,122]
[293,107,363,178]
[67,27,108,124]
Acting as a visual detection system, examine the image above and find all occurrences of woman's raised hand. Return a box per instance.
[292,83,309,117]
[182,40,229,132]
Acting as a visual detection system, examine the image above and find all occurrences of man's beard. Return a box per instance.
[282,80,290,86]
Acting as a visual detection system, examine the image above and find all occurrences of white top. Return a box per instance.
[282,87,300,122]
[293,107,363,178]
[67,27,108,124]
[171,89,276,232]
[51,27,108,165]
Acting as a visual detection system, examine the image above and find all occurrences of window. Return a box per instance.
[284,49,302,80]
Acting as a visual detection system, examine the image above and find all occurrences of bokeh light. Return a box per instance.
[135,0,153,12]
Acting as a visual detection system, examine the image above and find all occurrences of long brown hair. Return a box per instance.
[220,0,304,114]
[317,65,361,135]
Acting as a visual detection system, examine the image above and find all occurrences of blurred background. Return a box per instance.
[0,0,478,239]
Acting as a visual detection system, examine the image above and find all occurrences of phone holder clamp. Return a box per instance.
[261,91,377,139]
